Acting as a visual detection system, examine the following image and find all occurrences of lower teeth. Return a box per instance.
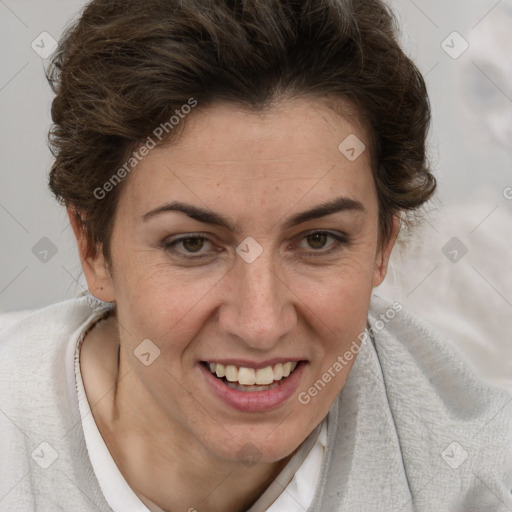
[223,380,282,392]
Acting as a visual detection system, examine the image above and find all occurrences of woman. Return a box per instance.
[1,0,511,510]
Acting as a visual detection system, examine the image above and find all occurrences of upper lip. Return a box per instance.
[201,358,305,369]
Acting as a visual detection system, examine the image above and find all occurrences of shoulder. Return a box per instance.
[367,294,512,507]
[0,294,111,369]
[0,294,113,416]
[368,293,512,422]
[0,294,114,510]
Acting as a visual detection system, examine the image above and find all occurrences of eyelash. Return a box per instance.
[162,230,349,260]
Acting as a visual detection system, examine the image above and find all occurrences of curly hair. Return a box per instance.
[47,0,436,262]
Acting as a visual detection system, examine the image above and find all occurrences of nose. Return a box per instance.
[217,250,297,352]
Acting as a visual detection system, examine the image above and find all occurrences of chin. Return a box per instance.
[209,423,308,466]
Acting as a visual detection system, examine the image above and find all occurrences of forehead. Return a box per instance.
[119,98,376,220]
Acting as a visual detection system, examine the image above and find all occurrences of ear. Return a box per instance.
[67,207,116,302]
[372,215,400,288]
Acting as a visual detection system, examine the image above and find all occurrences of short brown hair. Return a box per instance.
[47,0,436,262]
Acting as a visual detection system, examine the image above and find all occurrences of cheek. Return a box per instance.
[300,251,376,325]
[291,261,374,424]
[309,279,372,366]
[295,255,375,398]
[112,257,223,350]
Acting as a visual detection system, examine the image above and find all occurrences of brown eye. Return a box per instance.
[182,237,205,253]
[163,235,215,259]
[295,231,348,257]
[306,232,328,249]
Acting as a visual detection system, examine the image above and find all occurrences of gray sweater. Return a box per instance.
[0,294,511,511]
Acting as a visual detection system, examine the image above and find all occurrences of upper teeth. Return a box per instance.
[208,362,298,385]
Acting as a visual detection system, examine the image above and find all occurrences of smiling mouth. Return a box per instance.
[201,361,300,392]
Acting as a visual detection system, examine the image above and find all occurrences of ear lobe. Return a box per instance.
[67,207,115,302]
[372,215,400,288]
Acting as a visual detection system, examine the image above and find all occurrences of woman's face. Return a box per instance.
[84,98,395,465]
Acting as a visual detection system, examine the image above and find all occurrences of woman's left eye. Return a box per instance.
[295,231,348,256]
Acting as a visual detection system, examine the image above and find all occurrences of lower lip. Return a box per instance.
[200,362,306,413]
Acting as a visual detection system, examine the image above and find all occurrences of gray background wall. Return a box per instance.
[1,0,511,313]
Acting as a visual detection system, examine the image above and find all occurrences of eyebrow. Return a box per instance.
[142,196,366,230]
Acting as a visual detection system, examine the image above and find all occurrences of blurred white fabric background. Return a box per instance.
[0,0,511,387]
[377,194,512,389]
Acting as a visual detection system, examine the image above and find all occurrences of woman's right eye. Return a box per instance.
[163,235,216,259]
